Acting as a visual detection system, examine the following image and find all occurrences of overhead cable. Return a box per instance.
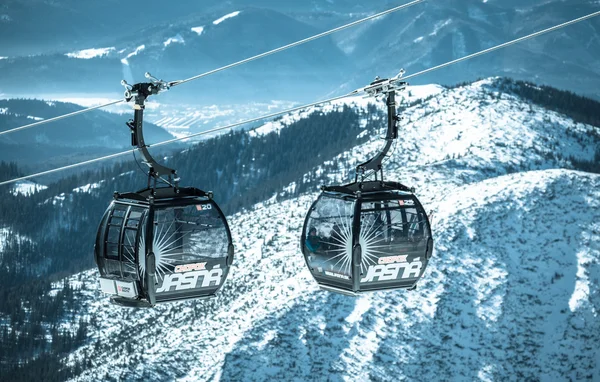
[1,9,599,187]
[0,0,423,138]
[0,99,124,137]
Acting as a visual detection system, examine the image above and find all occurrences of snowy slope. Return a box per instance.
[37,78,600,381]
[11,180,48,196]
[219,170,600,382]
[65,170,600,381]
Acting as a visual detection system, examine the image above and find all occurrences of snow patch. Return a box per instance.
[403,84,445,103]
[569,248,595,312]
[163,34,185,47]
[11,181,47,196]
[0,227,33,254]
[121,45,145,65]
[429,19,452,36]
[191,26,205,35]
[473,259,507,324]
[0,228,11,253]
[66,47,115,59]
[73,182,102,193]
[213,11,241,25]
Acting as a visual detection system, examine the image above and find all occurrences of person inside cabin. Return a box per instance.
[305,227,321,253]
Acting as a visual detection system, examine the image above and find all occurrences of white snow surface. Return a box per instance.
[66,170,600,382]
[11,180,47,196]
[163,34,185,47]
[32,79,600,381]
[191,26,205,35]
[213,11,241,25]
[65,47,115,59]
[121,45,145,65]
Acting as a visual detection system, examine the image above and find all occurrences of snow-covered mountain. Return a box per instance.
[0,0,387,57]
[0,7,351,103]
[1,1,599,103]
[12,78,598,380]
[342,0,600,101]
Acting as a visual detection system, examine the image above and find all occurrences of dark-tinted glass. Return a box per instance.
[144,203,230,298]
[303,196,355,282]
[358,199,429,289]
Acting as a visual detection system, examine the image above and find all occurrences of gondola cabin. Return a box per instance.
[301,181,433,295]
[95,187,234,307]
[300,73,433,295]
[95,79,234,307]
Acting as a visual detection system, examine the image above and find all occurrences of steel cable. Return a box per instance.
[1,9,599,187]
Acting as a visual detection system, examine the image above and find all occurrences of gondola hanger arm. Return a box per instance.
[351,69,408,98]
[122,75,178,188]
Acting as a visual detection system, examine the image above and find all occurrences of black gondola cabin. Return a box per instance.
[301,181,433,295]
[95,79,234,307]
[300,73,433,295]
[95,187,234,307]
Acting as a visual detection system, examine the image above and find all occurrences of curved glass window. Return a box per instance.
[142,203,230,298]
[358,199,429,287]
[97,203,144,280]
[303,196,354,279]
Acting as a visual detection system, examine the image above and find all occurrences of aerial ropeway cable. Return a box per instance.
[0,0,424,138]
[0,9,599,188]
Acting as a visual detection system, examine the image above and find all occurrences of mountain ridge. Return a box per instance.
[1,1,598,102]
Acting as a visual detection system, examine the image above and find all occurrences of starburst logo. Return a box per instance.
[321,203,354,276]
[138,218,196,281]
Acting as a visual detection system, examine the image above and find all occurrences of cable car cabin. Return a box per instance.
[301,181,433,296]
[95,187,234,307]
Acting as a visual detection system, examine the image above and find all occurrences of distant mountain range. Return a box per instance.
[0,0,599,103]
[0,6,352,103]
[0,0,384,56]
[341,0,600,99]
